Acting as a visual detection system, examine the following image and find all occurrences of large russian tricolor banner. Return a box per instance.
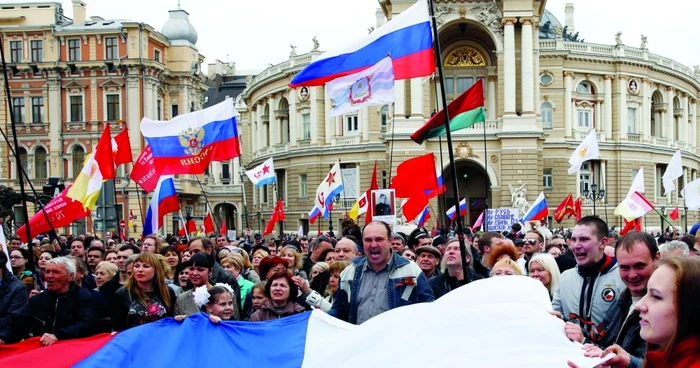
[0,278,611,367]
[289,0,434,87]
[140,99,240,175]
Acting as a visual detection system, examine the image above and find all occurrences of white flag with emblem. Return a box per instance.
[568,130,600,174]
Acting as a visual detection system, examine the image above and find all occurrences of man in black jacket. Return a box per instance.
[429,239,482,299]
[0,251,28,344]
[17,256,97,345]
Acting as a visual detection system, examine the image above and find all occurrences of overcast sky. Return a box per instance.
[21,0,700,72]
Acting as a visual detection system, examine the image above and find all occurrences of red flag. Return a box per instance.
[669,207,679,221]
[220,217,227,235]
[264,199,285,236]
[112,127,133,166]
[95,124,116,180]
[390,154,438,222]
[620,218,642,236]
[130,146,160,192]
[553,194,575,223]
[17,185,90,243]
[178,219,196,236]
[203,212,215,234]
[365,161,379,224]
[574,197,583,221]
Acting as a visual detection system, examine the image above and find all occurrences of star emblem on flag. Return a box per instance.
[325,172,336,185]
[262,164,270,174]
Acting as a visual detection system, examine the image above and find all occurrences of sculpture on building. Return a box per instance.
[312,37,320,51]
[508,183,531,218]
[641,35,648,49]
[694,65,700,78]
[471,0,503,40]
[289,44,297,58]
[615,32,623,47]
[434,4,452,25]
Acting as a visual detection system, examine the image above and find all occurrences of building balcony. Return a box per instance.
[651,136,669,147]
[626,132,641,142]
[206,183,243,195]
[297,138,311,148]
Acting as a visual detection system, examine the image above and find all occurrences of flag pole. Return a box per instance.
[178,210,190,242]
[273,182,283,239]
[135,187,145,237]
[428,0,470,282]
[387,103,397,188]
[112,178,120,242]
[238,157,251,243]
[0,35,33,259]
[431,81,448,234]
[194,174,217,230]
[481,101,489,231]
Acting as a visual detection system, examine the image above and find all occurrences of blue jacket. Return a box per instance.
[328,252,434,324]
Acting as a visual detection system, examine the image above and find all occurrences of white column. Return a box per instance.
[503,18,516,115]
[289,94,297,146]
[595,101,603,135]
[269,96,278,145]
[410,77,423,116]
[362,107,370,141]
[641,79,651,142]
[127,77,141,150]
[618,76,627,140]
[324,90,333,143]
[487,76,497,121]
[394,80,406,119]
[603,76,613,141]
[564,72,573,138]
[434,81,443,111]
[666,87,675,142]
[520,18,534,114]
[257,101,265,148]
[600,161,607,197]
[692,100,697,147]
[310,87,319,144]
[682,94,689,144]
[47,77,61,154]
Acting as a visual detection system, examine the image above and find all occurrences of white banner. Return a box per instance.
[485,208,520,232]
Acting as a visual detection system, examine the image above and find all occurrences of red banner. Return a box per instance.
[17,185,90,243]
[130,145,160,193]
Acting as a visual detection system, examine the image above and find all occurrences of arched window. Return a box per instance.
[72,146,85,178]
[541,102,553,129]
[576,82,593,94]
[17,147,28,179]
[380,105,389,132]
[34,147,47,179]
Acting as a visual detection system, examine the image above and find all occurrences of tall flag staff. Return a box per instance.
[427,0,470,281]
[429,78,450,233]
[112,124,133,241]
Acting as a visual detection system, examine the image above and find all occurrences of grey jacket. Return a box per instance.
[552,259,625,339]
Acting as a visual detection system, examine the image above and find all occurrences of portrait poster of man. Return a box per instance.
[371,189,396,224]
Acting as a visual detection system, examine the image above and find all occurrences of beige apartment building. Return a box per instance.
[241,0,700,234]
[0,1,213,238]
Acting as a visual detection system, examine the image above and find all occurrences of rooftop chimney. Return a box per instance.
[565,3,575,33]
[72,0,87,24]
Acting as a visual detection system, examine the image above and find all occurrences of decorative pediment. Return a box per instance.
[63,80,87,92]
[99,79,125,92]
[444,46,487,67]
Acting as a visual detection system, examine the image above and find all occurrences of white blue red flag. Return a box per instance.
[326,56,395,116]
[143,176,179,235]
[245,157,276,187]
[446,198,467,221]
[315,161,344,219]
[140,99,240,175]
[416,206,430,228]
[289,0,433,87]
[521,192,549,223]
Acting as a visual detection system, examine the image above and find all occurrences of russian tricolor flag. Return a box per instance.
[289,0,434,87]
[446,198,467,221]
[140,99,240,175]
[416,206,431,228]
[521,192,549,223]
[143,176,180,235]
[308,206,321,225]
[0,279,613,367]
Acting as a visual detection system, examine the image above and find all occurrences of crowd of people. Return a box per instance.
[0,216,699,367]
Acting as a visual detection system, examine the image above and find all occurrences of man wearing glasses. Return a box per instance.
[516,231,544,276]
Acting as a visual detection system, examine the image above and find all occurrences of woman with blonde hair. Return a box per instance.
[113,252,176,331]
[490,258,524,276]
[528,253,560,300]
[237,249,260,283]
[95,261,118,289]
[251,247,269,278]
[279,245,307,280]
[220,254,254,311]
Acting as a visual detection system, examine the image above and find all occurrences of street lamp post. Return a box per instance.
[583,183,606,217]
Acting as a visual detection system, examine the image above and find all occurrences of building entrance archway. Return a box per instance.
[441,159,491,227]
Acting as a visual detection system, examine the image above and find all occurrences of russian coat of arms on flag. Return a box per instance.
[349,76,372,105]
[179,127,205,156]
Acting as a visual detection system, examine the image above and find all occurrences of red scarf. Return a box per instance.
[646,336,700,368]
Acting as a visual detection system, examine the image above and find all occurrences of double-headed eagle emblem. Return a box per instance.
[179,127,205,156]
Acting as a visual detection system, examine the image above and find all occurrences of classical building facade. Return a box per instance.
[240,0,700,234]
[0,1,209,238]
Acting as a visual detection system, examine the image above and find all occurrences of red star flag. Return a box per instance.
[315,161,344,219]
[245,157,276,187]
[681,178,700,210]
[568,130,600,174]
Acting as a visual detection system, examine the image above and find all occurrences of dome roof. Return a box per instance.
[161,9,198,46]
[539,9,563,39]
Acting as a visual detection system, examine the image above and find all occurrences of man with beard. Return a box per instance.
[429,239,482,299]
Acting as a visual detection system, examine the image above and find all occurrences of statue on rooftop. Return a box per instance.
[289,44,297,58]
[312,37,320,52]
[641,35,648,49]
[615,32,623,47]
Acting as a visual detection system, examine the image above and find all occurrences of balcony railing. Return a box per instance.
[297,138,311,148]
[651,136,669,147]
[331,135,361,146]
[206,184,243,195]
[627,132,641,142]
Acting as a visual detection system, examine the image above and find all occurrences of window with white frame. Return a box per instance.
[655,165,665,198]
[68,39,81,61]
[576,82,593,94]
[106,94,120,121]
[580,162,592,195]
[10,41,22,63]
[154,49,161,63]
[70,95,83,122]
[380,105,389,132]
[577,109,591,129]
[302,113,311,139]
[31,97,44,124]
[345,115,359,135]
[627,107,637,133]
[30,40,42,62]
[543,168,553,189]
[300,174,308,198]
[541,102,553,129]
